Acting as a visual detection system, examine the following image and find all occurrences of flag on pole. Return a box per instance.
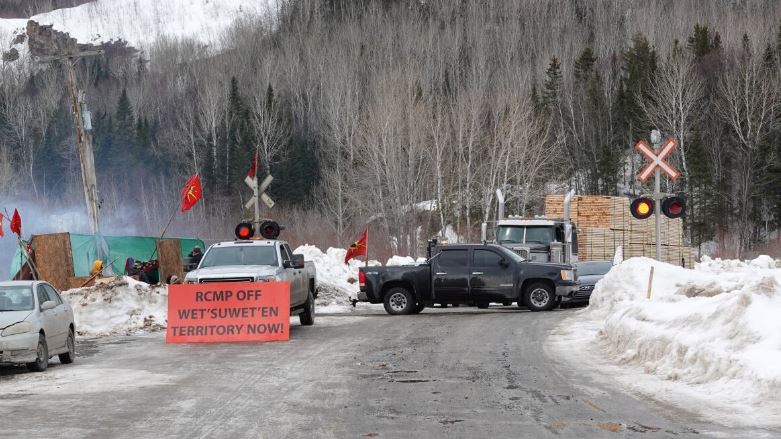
[10,208,21,236]
[247,150,260,179]
[345,228,368,264]
[0,213,4,237]
[180,174,203,212]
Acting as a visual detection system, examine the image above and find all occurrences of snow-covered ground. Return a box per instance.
[60,245,412,335]
[0,0,276,56]
[550,256,781,428]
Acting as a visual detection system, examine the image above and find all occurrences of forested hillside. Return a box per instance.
[1,0,781,259]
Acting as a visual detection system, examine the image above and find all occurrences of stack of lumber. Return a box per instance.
[545,195,694,267]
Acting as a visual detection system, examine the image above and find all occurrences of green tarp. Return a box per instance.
[10,234,205,279]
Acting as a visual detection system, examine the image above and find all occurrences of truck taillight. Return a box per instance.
[359,271,366,286]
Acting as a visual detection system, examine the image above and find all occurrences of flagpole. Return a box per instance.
[365,226,369,268]
[4,208,40,280]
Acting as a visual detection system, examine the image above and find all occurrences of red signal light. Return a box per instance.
[259,220,281,240]
[234,222,255,240]
[630,197,655,220]
[662,196,685,219]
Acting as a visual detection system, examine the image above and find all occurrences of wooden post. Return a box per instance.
[646,266,655,300]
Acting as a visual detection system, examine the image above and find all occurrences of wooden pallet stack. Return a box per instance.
[544,195,694,267]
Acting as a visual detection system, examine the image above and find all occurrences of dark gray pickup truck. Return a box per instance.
[358,243,578,315]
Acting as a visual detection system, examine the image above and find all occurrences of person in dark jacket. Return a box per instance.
[189,246,203,266]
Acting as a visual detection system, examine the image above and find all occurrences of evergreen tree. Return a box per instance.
[574,47,596,83]
[112,88,137,172]
[542,57,562,108]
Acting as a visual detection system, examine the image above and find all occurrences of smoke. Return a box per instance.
[0,197,143,280]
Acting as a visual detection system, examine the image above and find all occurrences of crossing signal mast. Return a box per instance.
[631,131,686,260]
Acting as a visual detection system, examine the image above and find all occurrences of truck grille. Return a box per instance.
[199,277,254,283]
[579,284,594,291]
[512,248,530,259]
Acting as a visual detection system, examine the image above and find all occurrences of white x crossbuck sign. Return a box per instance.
[635,138,680,182]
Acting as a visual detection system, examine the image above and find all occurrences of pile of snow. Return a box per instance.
[294,245,396,313]
[551,256,781,427]
[62,276,167,336]
[0,0,276,56]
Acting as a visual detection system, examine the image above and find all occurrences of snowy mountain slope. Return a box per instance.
[0,0,276,54]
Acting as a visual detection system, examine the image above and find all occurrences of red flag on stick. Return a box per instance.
[180,174,203,212]
[345,228,368,264]
[10,208,21,236]
[247,154,258,179]
[0,213,4,237]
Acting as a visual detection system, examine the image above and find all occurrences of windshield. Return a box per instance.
[577,261,613,276]
[0,286,34,312]
[497,226,556,245]
[199,246,278,268]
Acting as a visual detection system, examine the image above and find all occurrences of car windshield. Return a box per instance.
[577,261,613,276]
[497,226,555,245]
[199,246,278,268]
[0,286,34,311]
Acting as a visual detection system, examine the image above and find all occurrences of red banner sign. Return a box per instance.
[166,282,290,343]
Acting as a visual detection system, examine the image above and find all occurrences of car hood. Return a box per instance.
[526,262,574,271]
[0,310,33,329]
[191,265,280,278]
[577,274,604,285]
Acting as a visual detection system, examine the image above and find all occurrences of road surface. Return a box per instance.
[1,307,776,438]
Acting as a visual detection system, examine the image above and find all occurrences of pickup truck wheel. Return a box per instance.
[383,287,414,315]
[299,291,315,326]
[523,282,556,312]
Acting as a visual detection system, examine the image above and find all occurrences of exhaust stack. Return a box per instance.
[496,189,505,220]
[563,189,575,223]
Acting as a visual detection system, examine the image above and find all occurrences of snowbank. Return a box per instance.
[293,245,390,313]
[551,256,781,427]
[62,276,167,336]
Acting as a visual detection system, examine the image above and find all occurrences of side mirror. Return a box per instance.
[292,254,305,269]
[41,300,56,311]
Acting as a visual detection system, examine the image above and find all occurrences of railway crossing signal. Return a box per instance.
[635,137,680,182]
[633,131,685,261]
[245,174,275,210]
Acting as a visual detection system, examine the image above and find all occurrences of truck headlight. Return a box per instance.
[560,270,574,281]
[256,276,276,282]
[1,321,33,337]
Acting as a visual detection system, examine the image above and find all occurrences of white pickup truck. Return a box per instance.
[184,239,317,325]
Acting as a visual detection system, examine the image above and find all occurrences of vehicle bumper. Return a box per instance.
[560,285,593,303]
[555,281,579,297]
[0,332,39,364]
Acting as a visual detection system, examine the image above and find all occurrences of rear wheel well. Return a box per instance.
[309,279,317,298]
[382,282,416,301]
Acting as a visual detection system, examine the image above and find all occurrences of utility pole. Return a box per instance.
[35,50,103,237]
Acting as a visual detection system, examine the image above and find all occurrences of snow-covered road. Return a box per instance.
[4,308,774,438]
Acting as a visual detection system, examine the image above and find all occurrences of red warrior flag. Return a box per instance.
[0,213,4,237]
[10,208,21,236]
[345,228,368,264]
[247,154,258,179]
[180,174,203,212]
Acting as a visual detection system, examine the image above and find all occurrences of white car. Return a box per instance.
[0,281,75,372]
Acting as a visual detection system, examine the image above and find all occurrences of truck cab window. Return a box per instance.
[437,250,467,267]
[472,250,502,267]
